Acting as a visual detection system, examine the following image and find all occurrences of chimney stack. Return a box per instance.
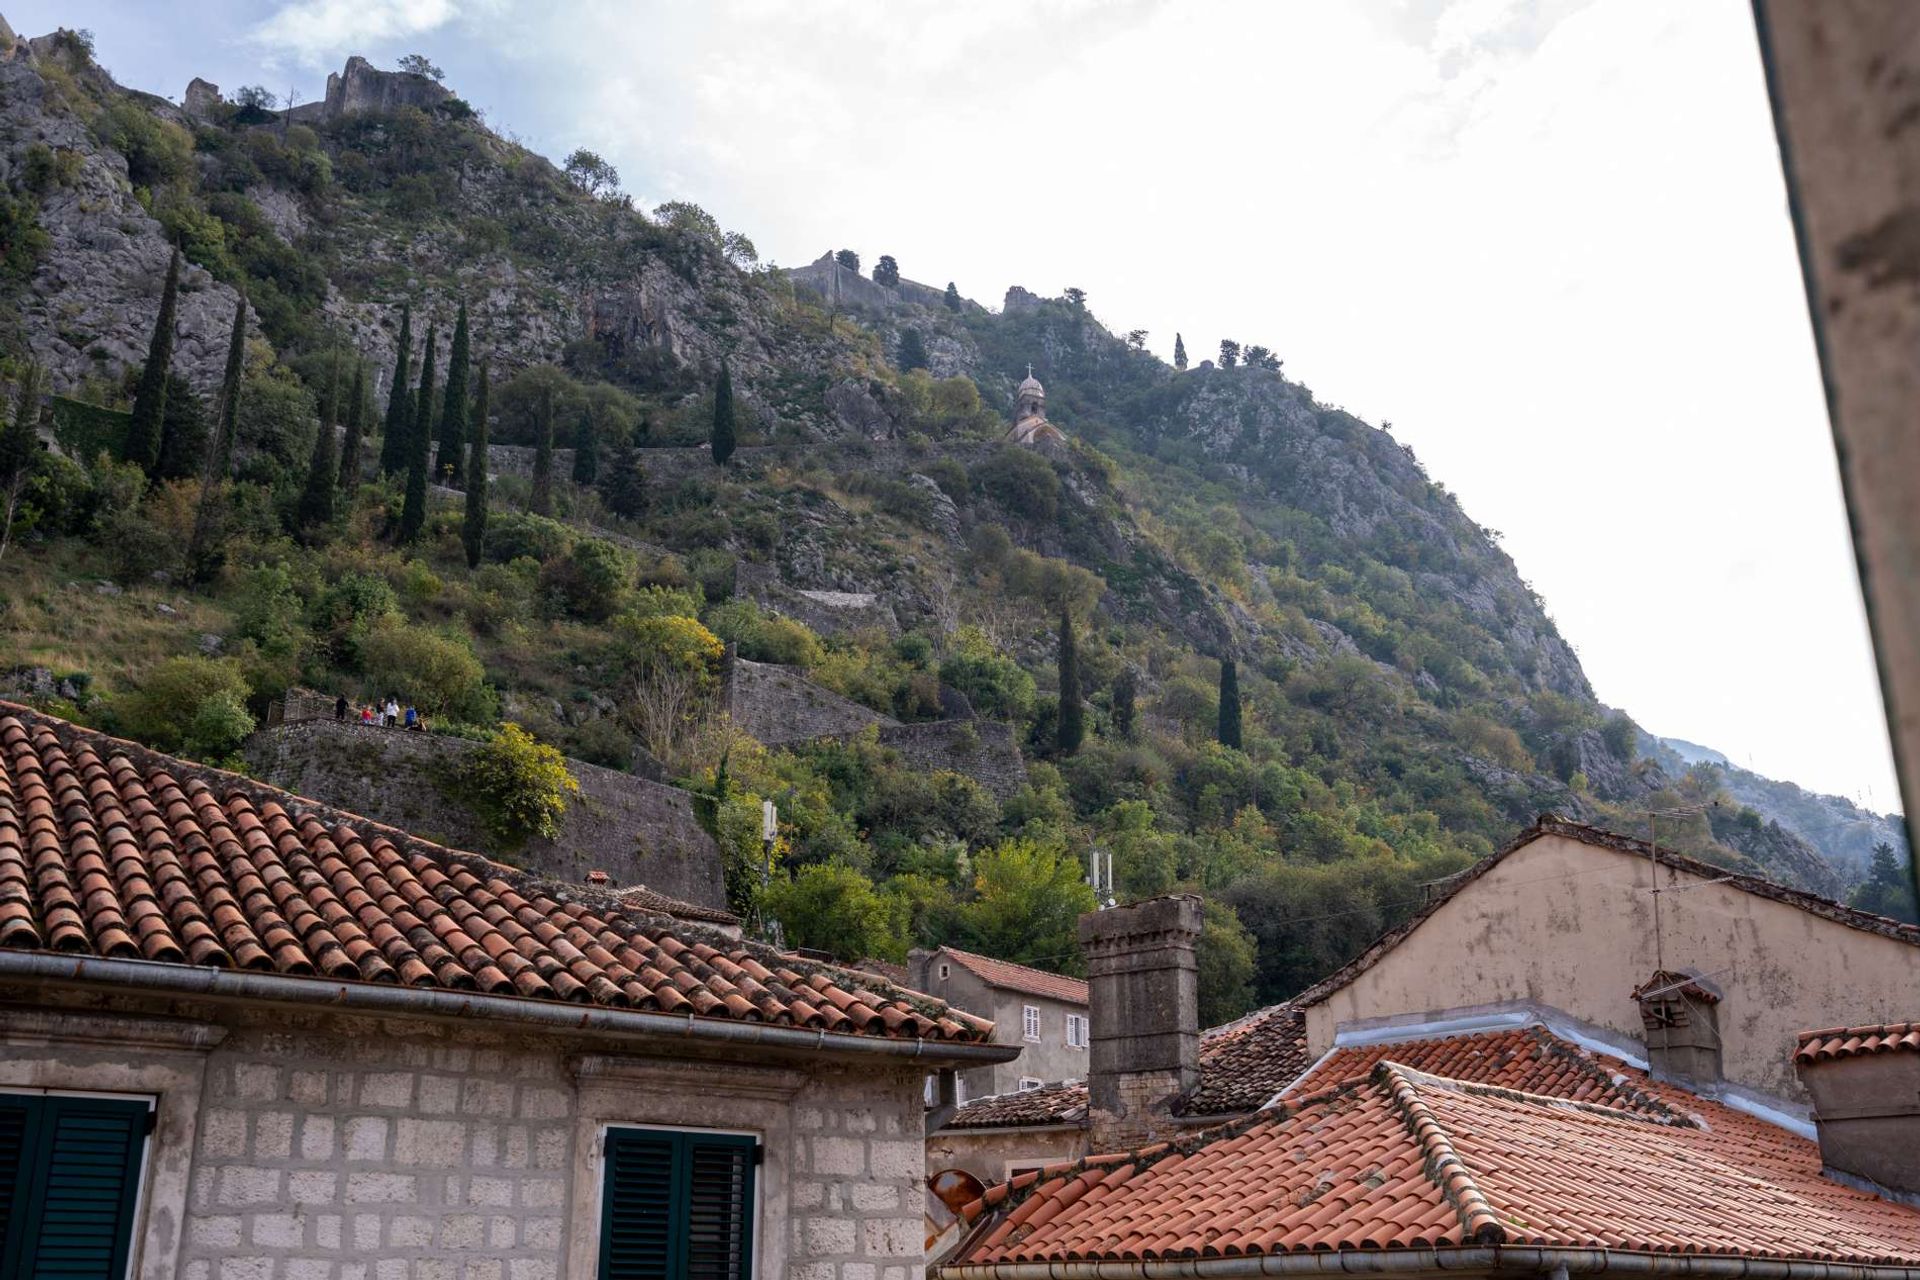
[1631,970,1723,1087]
[1795,1023,1920,1200]
[1078,894,1203,1152]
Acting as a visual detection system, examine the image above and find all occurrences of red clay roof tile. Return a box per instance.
[0,704,991,1045]
[937,947,1089,1004]
[1797,1022,1920,1062]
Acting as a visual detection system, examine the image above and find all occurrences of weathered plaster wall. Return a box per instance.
[0,993,931,1280]
[243,719,726,908]
[1302,833,1920,1101]
[909,955,1085,1096]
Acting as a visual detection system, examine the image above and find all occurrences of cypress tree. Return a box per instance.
[399,321,436,543]
[1112,667,1136,742]
[437,301,470,486]
[1,364,42,562]
[155,375,209,482]
[337,363,366,489]
[944,282,962,312]
[1056,607,1083,755]
[463,359,489,569]
[602,446,648,521]
[529,382,554,516]
[897,327,929,372]
[379,303,413,474]
[296,352,340,536]
[1218,657,1242,750]
[571,408,597,485]
[124,247,181,474]
[207,291,247,482]
[1173,332,1188,371]
[710,361,736,465]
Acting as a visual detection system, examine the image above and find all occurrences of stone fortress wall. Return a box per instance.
[243,718,727,908]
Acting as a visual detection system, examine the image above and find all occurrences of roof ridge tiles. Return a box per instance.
[1375,1063,1507,1246]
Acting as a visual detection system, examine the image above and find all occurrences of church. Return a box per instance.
[1006,366,1065,445]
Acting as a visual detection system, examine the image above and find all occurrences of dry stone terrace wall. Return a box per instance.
[871,721,1026,802]
[242,719,726,908]
[724,655,898,746]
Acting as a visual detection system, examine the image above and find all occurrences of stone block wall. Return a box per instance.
[178,1022,574,1280]
[1088,1067,1186,1154]
[785,1068,930,1280]
[243,719,726,909]
[724,655,898,747]
[873,721,1027,801]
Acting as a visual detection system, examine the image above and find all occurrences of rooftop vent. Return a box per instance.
[585,870,611,887]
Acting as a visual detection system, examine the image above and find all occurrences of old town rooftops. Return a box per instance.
[941,1023,1920,1273]
[0,703,997,1049]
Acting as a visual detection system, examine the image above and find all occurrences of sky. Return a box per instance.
[22,0,1902,809]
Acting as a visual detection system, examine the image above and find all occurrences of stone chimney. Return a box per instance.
[1078,894,1203,1152]
[1631,969,1723,1087]
[1795,1023,1920,1200]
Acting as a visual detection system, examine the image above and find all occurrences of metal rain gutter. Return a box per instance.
[936,1247,1920,1280]
[0,952,1023,1066]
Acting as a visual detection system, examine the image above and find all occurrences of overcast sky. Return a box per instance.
[25,0,1901,809]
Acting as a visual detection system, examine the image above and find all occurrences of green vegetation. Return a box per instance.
[711,361,735,465]
[123,249,179,474]
[465,721,580,844]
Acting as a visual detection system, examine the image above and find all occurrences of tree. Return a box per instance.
[1064,286,1087,308]
[944,281,962,312]
[396,53,444,81]
[1244,344,1281,371]
[1217,657,1242,749]
[1112,666,1136,741]
[234,85,277,110]
[897,327,929,372]
[0,364,42,562]
[1125,329,1148,351]
[1056,607,1083,755]
[834,249,860,274]
[204,292,247,483]
[437,300,470,486]
[337,362,366,489]
[296,353,339,536]
[720,231,758,268]
[358,616,488,718]
[379,303,413,474]
[463,358,489,569]
[601,445,648,520]
[155,375,208,482]
[124,247,180,474]
[768,863,898,963]
[1174,332,1188,371]
[529,381,554,516]
[951,838,1098,971]
[1196,899,1258,1026]
[563,148,619,199]
[615,613,724,768]
[571,409,597,485]
[468,723,580,845]
[873,254,900,287]
[1851,842,1919,924]
[1219,339,1240,368]
[710,361,736,465]
[399,320,436,543]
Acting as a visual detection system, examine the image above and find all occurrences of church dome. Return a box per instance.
[1017,373,1044,395]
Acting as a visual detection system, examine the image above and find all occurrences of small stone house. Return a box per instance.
[907,948,1089,1101]
[0,703,1018,1280]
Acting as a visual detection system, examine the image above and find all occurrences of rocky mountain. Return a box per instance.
[0,27,1895,1005]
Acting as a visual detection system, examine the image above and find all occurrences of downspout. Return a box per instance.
[935,1248,1920,1280]
[0,952,1023,1067]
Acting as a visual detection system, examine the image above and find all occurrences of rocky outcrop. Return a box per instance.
[321,56,451,119]
[1708,806,1845,900]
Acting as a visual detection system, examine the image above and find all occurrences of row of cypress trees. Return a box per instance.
[373,300,491,557]
[1052,608,1240,754]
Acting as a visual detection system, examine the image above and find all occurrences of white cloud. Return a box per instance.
[251,0,460,64]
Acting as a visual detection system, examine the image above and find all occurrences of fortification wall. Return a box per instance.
[873,720,1027,801]
[242,719,726,908]
[724,655,896,747]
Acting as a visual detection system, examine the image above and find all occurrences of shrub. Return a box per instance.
[938,631,1035,721]
[466,723,579,844]
[704,600,822,667]
[116,657,252,755]
[540,537,633,621]
[972,446,1060,522]
[312,572,399,666]
[357,616,490,720]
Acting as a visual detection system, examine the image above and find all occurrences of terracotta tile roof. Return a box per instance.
[1178,1002,1308,1116]
[0,705,992,1043]
[854,957,910,987]
[1631,967,1722,1004]
[1294,816,1920,1011]
[1287,1025,1684,1119]
[940,947,1088,1005]
[1798,1022,1920,1062]
[945,1082,1091,1130]
[614,883,738,926]
[946,1028,1920,1269]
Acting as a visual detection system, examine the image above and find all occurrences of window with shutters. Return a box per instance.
[0,1091,153,1280]
[1022,1005,1041,1041]
[599,1127,757,1280]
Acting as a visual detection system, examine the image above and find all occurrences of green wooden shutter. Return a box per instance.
[0,1095,38,1278]
[684,1136,755,1280]
[0,1094,151,1280]
[600,1129,756,1280]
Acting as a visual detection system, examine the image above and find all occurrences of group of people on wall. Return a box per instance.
[333,694,428,732]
